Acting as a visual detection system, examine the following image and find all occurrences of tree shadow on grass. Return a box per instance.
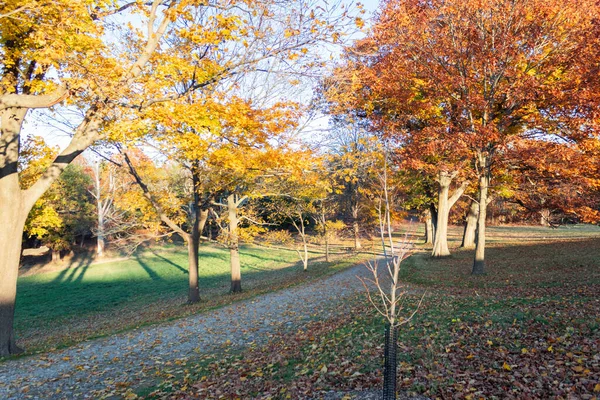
[134,255,163,281]
[149,251,187,274]
[403,237,600,289]
[51,251,95,284]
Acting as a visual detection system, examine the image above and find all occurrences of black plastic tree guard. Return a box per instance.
[383,323,398,400]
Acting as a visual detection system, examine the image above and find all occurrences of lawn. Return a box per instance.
[13,243,364,354]
[143,226,600,399]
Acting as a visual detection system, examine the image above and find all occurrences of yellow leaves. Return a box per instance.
[547,345,554,353]
[355,17,365,29]
[594,383,600,392]
[502,362,512,371]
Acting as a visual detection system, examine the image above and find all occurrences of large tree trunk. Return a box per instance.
[472,156,490,275]
[0,108,29,356]
[461,200,478,249]
[228,194,242,293]
[432,172,451,257]
[1,105,92,355]
[0,195,27,357]
[432,173,469,257]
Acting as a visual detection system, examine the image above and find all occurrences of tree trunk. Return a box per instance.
[429,203,438,237]
[325,234,330,262]
[302,236,308,271]
[187,237,200,303]
[461,200,478,249]
[0,185,27,356]
[187,208,209,303]
[472,156,490,275]
[540,208,551,226]
[383,323,398,400]
[424,209,434,244]
[432,172,452,257]
[432,174,468,257]
[352,204,362,250]
[94,164,106,258]
[51,249,61,263]
[228,194,242,293]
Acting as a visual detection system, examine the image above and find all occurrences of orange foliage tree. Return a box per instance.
[327,0,600,274]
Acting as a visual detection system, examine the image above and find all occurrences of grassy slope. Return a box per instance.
[143,225,600,399]
[13,243,364,354]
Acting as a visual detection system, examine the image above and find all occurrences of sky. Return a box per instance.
[22,0,382,153]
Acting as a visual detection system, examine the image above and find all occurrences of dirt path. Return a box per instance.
[0,262,374,399]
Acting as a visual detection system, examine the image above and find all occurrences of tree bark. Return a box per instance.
[93,163,106,258]
[325,234,330,263]
[432,172,452,257]
[432,172,468,257]
[424,209,434,244]
[461,200,478,249]
[186,237,200,303]
[540,208,551,226]
[472,155,490,275]
[228,194,242,293]
[187,208,209,303]
[351,203,362,250]
[0,194,27,356]
[429,203,438,238]
[51,249,61,263]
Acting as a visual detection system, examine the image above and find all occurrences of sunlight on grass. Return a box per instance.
[13,243,361,352]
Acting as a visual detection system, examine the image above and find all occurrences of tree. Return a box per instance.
[0,0,352,354]
[0,0,193,356]
[263,154,330,270]
[358,157,423,400]
[507,139,600,225]
[334,0,600,275]
[322,44,472,259]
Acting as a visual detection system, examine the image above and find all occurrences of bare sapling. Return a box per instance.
[358,161,424,400]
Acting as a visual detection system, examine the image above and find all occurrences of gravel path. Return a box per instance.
[0,262,373,399]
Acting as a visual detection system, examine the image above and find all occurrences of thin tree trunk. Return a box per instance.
[325,234,330,262]
[424,209,434,244]
[429,203,438,237]
[302,235,308,271]
[472,156,490,275]
[187,208,209,303]
[228,194,242,293]
[93,163,106,258]
[461,200,478,249]
[352,205,362,250]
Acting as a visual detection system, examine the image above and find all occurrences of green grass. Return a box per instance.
[13,243,365,354]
